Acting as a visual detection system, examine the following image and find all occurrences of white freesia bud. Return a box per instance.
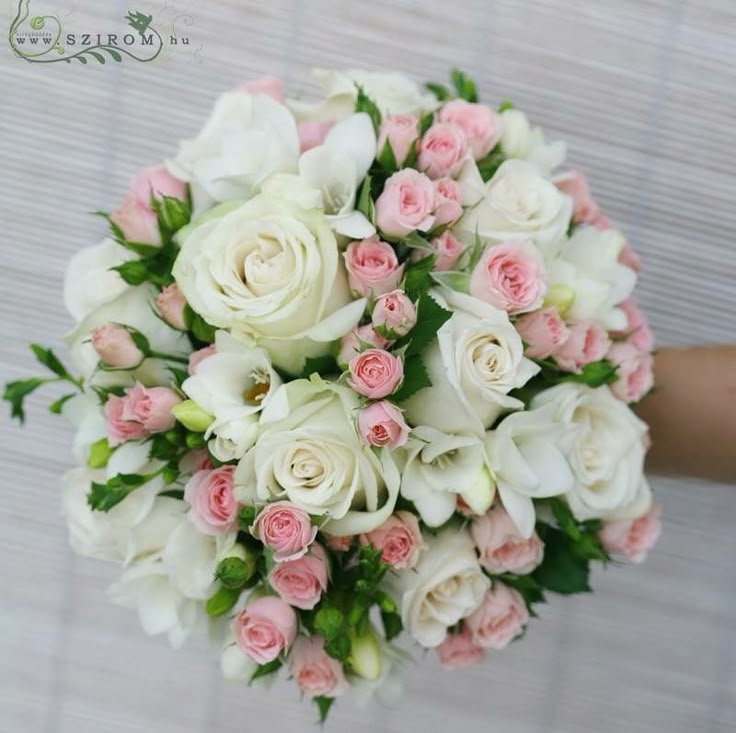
[349,627,382,681]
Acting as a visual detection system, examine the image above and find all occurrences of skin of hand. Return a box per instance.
[635,346,736,483]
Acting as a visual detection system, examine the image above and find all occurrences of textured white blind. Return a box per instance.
[1,1,735,731]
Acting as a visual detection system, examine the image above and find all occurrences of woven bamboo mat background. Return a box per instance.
[1,1,735,731]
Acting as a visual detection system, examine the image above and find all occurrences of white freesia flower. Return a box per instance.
[234,377,400,535]
[182,331,282,461]
[63,237,135,323]
[401,426,495,527]
[61,392,108,464]
[172,195,366,374]
[532,383,651,521]
[404,289,539,435]
[547,226,637,330]
[485,402,577,538]
[500,108,567,175]
[390,529,489,648]
[168,90,300,212]
[289,68,438,122]
[457,159,572,256]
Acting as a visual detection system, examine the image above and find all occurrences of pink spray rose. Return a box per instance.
[105,382,180,446]
[436,626,486,670]
[268,543,329,610]
[433,178,464,227]
[599,505,662,563]
[469,240,547,314]
[614,298,654,352]
[465,585,529,650]
[324,534,354,552]
[348,349,404,399]
[361,511,423,569]
[232,596,297,664]
[438,100,502,159]
[515,307,570,360]
[184,465,239,535]
[289,636,348,698]
[188,345,217,375]
[553,320,611,372]
[471,506,544,575]
[555,170,600,225]
[357,400,410,450]
[236,75,285,101]
[430,230,464,271]
[91,324,144,369]
[372,289,417,337]
[417,122,470,179]
[178,449,213,475]
[619,241,642,272]
[344,237,404,297]
[375,169,436,237]
[606,341,655,403]
[252,501,317,562]
[298,120,333,153]
[156,283,187,331]
[338,324,391,367]
[377,114,419,165]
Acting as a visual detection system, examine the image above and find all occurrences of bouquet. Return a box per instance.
[5,68,661,720]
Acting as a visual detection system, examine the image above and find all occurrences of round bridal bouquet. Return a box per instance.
[5,68,660,720]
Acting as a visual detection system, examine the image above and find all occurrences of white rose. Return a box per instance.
[390,528,489,648]
[401,425,495,527]
[485,402,577,538]
[182,330,282,461]
[172,195,366,374]
[457,159,572,255]
[167,90,300,212]
[500,108,567,175]
[404,289,539,435]
[547,226,637,330]
[63,238,135,323]
[234,377,400,535]
[289,68,438,122]
[108,555,199,649]
[532,383,650,521]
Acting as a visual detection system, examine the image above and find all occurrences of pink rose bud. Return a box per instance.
[361,510,423,569]
[436,626,486,670]
[417,122,470,179]
[619,240,642,272]
[184,465,239,535]
[357,400,410,450]
[91,324,145,369]
[232,596,297,664]
[372,290,417,337]
[348,349,404,399]
[599,505,662,563]
[375,169,436,237]
[592,213,612,231]
[606,341,655,403]
[471,505,544,575]
[236,75,285,101]
[552,320,611,372]
[289,635,348,698]
[438,100,503,160]
[253,501,318,562]
[105,382,180,446]
[130,164,188,205]
[377,114,419,165]
[268,543,329,610]
[613,298,654,352]
[465,585,529,650]
[178,449,213,475]
[156,283,188,330]
[430,230,464,271]
[516,307,570,360]
[297,120,333,153]
[555,170,600,224]
[469,240,547,314]
[338,325,391,368]
[344,236,404,297]
[433,178,464,227]
[188,345,217,375]
[325,533,354,552]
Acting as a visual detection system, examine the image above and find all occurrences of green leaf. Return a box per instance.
[405,292,452,357]
[563,359,618,388]
[112,260,149,286]
[430,270,470,293]
[450,68,479,102]
[31,344,72,380]
[87,477,142,512]
[475,146,505,182]
[3,377,50,422]
[184,306,217,344]
[500,573,546,611]
[354,85,382,131]
[549,497,581,541]
[403,254,436,301]
[250,658,283,683]
[532,526,591,594]
[466,230,486,271]
[356,174,374,223]
[390,356,431,403]
[314,607,345,641]
[419,111,435,137]
[324,634,351,662]
[118,240,161,258]
[215,556,256,589]
[314,696,335,724]
[158,488,184,500]
[375,590,397,614]
[377,138,398,171]
[381,611,403,641]
[205,585,241,617]
[300,355,339,379]
[424,82,451,101]
[48,392,76,415]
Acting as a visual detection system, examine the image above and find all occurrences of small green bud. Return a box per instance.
[215,547,258,589]
[543,284,575,316]
[185,432,207,449]
[88,437,113,469]
[171,399,214,432]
